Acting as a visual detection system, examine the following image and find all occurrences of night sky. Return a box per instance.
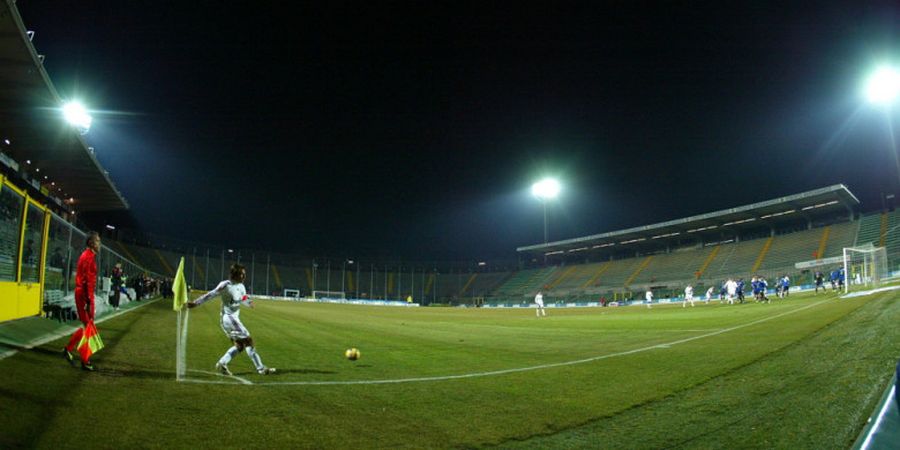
[16,1,900,260]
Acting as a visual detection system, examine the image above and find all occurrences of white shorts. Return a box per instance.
[221,314,251,340]
[685,294,693,301]
[535,300,544,308]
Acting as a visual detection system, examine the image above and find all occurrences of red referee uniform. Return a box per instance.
[65,247,97,362]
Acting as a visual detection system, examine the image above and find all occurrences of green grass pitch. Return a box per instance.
[2,288,899,449]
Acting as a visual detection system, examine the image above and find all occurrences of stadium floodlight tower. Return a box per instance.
[62,101,93,135]
[532,177,561,244]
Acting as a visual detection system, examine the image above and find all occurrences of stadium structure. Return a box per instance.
[0,1,897,448]
[94,184,899,308]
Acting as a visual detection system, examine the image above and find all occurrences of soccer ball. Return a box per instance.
[345,348,360,361]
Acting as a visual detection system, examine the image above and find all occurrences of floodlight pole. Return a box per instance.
[542,199,549,244]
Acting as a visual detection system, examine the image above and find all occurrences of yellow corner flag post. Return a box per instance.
[173,257,190,379]
[173,257,189,311]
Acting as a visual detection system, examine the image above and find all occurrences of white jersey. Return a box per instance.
[725,280,737,296]
[706,287,714,298]
[194,280,250,319]
[684,286,693,298]
[534,293,544,306]
[645,291,653,302]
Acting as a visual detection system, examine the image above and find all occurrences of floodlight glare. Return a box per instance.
[62,101,93,134]
[532,178,561,200]
[865,66,900,106]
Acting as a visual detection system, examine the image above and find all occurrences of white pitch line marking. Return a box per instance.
[180,298,836,387]
[187,369,253,385]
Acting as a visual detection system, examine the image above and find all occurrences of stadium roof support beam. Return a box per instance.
[518,185,860,259]
[0,1,128,212]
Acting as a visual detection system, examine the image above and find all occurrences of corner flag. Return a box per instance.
[172,256,189,311]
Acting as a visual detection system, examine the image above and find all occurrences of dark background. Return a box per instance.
[16,1,900,260]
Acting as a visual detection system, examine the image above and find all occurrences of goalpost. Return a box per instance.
[312,290,346,300]
[843,245,888,293]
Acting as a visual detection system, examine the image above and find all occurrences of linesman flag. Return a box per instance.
[172,256,189,311]
[77,320,104,361]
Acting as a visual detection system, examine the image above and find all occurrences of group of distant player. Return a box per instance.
[648,273,798,309]
[533,265,849,316]
[813,266,846,294]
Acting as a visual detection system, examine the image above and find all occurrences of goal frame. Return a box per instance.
[842,245,887,294]
[312,290,347,300]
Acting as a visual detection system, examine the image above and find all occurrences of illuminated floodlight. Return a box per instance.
[865,66,900,106]
[62,101,93,134]
[531,178,561,200]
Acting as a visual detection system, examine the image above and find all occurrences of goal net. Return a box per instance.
[312,290,346,300]
[843,245,888,293]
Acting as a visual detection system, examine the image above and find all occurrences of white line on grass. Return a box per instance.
[186,369,253,385]
[180,298,837,387]
[0,299,160,361]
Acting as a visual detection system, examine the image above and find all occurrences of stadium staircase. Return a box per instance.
[490,266,558,301]
[703,238,768,281]
[624,255,654,287]
[463,272,511,297]
[856,212,884,247]
[695,245,721,279]
[549,261,607,292]
[823,221,858,257]
[267,264,282,292]
[631,249,711,286]
[424,273,434,296]
[152,249,175,276]
[191,255,206,288]
[881,210,900,255]
[750,236,774,273]
[580,261,611,289]
[113,241,144,268]
[460,274,478,297]
[592,258,644,290]
[546,265,579,290]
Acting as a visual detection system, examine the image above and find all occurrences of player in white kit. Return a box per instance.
[683,285,694,308]
[725,278,738,305]
[645,290,653,309]
[534,291,547,317]
[188,263,275,375]
[705,286,713,304]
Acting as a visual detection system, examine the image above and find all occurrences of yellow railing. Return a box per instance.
[460,273,478,296]
[154,249,174,276]
[582,261,612,289]
[751,236,774,273]
[696,245,720,279]
[192,256,205,286]
[624,256,653,286]
[547,265,578,290]
[424,273,434,294]
[114,241,143,268]
[816,226,831,259]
